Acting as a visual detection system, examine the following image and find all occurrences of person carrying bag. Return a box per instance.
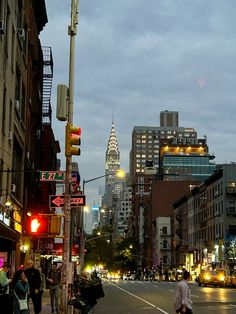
[12,269,29,314]
[14,292,28,311]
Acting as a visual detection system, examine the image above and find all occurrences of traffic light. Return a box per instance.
[29,216,49,235]
[65,123,81,157]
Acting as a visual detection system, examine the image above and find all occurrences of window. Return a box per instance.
[228,200,236,215]
[15,66,21,112]
[11,25,15,69]
[162,227,167,235]
[162,256,167,264]
[229,225,236,236]
[21,82,25,121]
[0,1,6,34]
[17,0,23,29]
[5,6,10,55]
[2,86,6,135]
[163,240,168,249]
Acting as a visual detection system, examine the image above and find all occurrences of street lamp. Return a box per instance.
[82,168,125,193]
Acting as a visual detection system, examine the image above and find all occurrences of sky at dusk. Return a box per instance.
[40,0,236,209]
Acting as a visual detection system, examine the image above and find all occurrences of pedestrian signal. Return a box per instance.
[29,216,49,235]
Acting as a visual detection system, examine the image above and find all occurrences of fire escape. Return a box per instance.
[42,46,53,125]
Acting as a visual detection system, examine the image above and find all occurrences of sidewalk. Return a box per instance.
[29,289,52,314]
[29,290,81,314]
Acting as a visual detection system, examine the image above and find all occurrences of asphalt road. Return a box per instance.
[93,279,236,314]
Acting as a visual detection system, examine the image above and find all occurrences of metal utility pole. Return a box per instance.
[60,1,79,313]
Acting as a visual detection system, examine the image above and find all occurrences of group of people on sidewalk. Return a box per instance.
[1,260,193,314]
[0,260,61,314]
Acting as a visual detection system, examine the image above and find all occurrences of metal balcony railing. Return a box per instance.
[42,46,53,125]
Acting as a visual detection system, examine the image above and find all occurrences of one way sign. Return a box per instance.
[49,195,86,208]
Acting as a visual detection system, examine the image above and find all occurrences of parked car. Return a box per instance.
[198,270,229,287]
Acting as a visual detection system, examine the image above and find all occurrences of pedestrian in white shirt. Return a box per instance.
[175,270,193,314]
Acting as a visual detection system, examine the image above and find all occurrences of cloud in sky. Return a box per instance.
[40,0,236,206]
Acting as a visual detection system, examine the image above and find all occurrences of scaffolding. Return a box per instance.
[42,46,53,125]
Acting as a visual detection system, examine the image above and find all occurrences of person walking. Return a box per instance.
[24,260,41,314]
[175,270,193,314]
[46,263,61,313]
[12,269,29,314]
[0,262,12,314]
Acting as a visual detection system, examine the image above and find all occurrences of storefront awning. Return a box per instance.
[0,221,20,242]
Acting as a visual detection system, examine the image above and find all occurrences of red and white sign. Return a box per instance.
[49,195,86,208]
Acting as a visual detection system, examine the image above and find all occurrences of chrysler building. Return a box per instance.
[105,121,120,194]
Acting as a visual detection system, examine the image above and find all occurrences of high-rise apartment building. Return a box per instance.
[130,111,197,178]
[129,110,216,268]
[114,175,132,239]
[160,110,179,127]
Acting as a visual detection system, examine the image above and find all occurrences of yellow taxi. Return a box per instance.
[198,270,228,287]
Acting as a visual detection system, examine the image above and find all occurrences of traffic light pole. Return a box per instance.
[60,1,79,314]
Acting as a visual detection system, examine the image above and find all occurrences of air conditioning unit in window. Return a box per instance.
[17,28,25,40]
[15,99,20,110]
[8,131,13,140]
[0,20,5,34]
[11,184,16,193]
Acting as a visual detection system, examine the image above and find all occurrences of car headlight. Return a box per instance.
[205,275,211,280]
[219,275,225,281]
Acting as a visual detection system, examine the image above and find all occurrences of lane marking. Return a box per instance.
[109,282,169,314]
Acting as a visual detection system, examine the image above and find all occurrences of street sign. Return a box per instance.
[40,171,65,182]
[49,195,86,208]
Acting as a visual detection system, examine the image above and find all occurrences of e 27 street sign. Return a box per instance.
[49,195,86,208]
[40,171,65,182]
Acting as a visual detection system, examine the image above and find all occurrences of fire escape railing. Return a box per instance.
[42,46,53,125]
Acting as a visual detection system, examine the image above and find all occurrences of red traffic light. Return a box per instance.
[29,216,49,235]
[65,124,82,157]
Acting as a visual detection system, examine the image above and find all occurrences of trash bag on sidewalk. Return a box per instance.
[71,275,105,313]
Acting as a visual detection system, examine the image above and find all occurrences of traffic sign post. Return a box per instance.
[49,195,86,208]
[40,171,65,182]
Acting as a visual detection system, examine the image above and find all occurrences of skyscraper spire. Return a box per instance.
[105,120,120,193]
